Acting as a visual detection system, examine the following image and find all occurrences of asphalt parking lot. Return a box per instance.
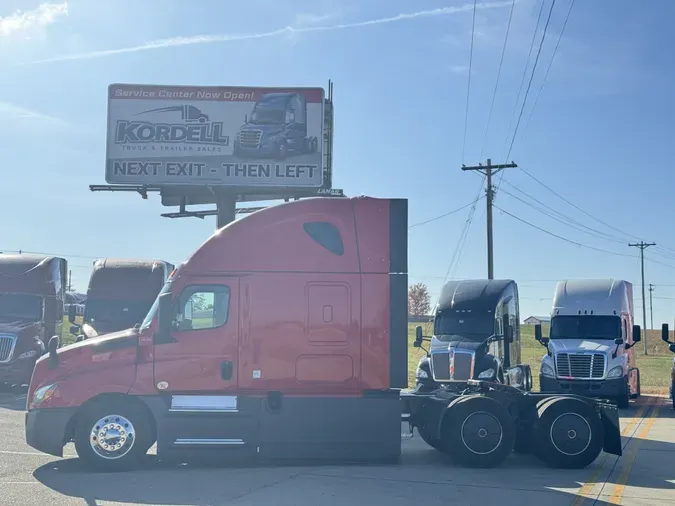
[1,390,673,505]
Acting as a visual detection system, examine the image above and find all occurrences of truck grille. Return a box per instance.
[430,350,475,381]
[239,130,262,149]
[0,334,17,363]
[556,353,605,379]
[431,352,449,381]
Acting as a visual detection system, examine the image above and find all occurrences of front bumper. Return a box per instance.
[540,375,628,398]
[0,358,36,385]
[25,408,76,457]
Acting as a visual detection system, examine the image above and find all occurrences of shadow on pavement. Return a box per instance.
[32,433,675,506]
[29,395,675,505]
[0,385,27,411]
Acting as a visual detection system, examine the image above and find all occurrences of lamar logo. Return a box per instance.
[114,105,229,146]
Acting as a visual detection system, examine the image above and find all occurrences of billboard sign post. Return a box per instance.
[106,83,325,190]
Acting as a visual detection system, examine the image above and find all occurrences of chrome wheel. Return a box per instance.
[89,414,135,460]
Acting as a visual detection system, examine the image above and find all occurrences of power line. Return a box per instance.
[501,0,546,164]
[516,167,643,242]
[479,0,517,161]
[497,173,675,265]
[497,184,629,245]
[504,0,558,163]
[408,197,483,229]
[460,0,478,164]
[494,205,638,258]
[522,0,576,134]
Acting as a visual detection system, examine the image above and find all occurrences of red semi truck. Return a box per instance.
[25,197,622,471]
[69,258,174,340]
[0,254,67,386]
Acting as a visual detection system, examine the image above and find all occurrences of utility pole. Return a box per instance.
[629,241,656,354]
[462,159,518,279]
[648,283,654,330]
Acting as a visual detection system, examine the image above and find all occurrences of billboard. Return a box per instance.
[106,83,325,189]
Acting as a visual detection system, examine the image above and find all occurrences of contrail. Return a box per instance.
[19,1,517,65]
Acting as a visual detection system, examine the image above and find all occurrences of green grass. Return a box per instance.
[407,322,673,394]
[61,315,82,346]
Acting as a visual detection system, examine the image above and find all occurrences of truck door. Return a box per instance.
[153,279,239,393]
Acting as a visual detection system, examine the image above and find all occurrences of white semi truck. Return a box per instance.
[534,279,641,408]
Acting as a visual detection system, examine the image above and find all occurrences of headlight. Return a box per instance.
[541,363,555,377]
[607,366,624,379]
[30,383,58,409]
[416,367,429,379]
[478,368,495,379]
[18,350,37,360]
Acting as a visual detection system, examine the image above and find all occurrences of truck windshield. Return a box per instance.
[550,315,621,340]
[0,293,43,321]
[84,298,154,331]
[250,109,284,125]
[140,281,172,330]
[434,311,494,341]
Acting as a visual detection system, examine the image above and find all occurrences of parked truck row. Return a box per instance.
[0,255,172,387]
[23,196,631,473]
[414,277,641,411]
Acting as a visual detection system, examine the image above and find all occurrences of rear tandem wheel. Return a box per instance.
[440,395,516,468]
[531,396,604,469]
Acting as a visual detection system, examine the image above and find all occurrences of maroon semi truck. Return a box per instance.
[0,254,67,386]
[24,197,622,471]
[69,258,174,341]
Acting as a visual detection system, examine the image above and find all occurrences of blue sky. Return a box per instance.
[1,0,675,331]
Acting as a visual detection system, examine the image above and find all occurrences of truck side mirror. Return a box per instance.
[614,337,623,345]
[47,335,59,368]
[68,304,76,324]
[662,323,670,343]
[156,292,174,344]
[632,324,642,343]
[534,324,548,348]
[534,324,542,341]
[505,325,514,343]
[414,325,423,347]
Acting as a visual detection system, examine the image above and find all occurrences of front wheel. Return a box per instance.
[74,398,153,472]
[617,377,630,408]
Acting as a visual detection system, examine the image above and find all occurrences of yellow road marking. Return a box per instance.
[571,396,656,506]
[607,398,661,504]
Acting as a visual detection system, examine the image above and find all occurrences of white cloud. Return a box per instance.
[19,1,516,65]
[0,101,68,126]
[0,1,68,38]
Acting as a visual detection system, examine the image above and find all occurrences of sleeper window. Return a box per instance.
[303,221,344,256]
[176,285,230,331]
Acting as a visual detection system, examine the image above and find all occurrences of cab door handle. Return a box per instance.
[221,361,233,381]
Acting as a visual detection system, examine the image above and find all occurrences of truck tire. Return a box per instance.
[532,396,603,469]
[617,377,630,409]
[416,424,443,451]
[440,395,516,468]
[74,397,153,472]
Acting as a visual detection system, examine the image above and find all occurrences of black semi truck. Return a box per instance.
[414,279,532,392]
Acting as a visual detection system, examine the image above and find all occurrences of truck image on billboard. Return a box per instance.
[106,83,325,188]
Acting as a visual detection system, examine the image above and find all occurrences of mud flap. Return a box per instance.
[598,402,622,456]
